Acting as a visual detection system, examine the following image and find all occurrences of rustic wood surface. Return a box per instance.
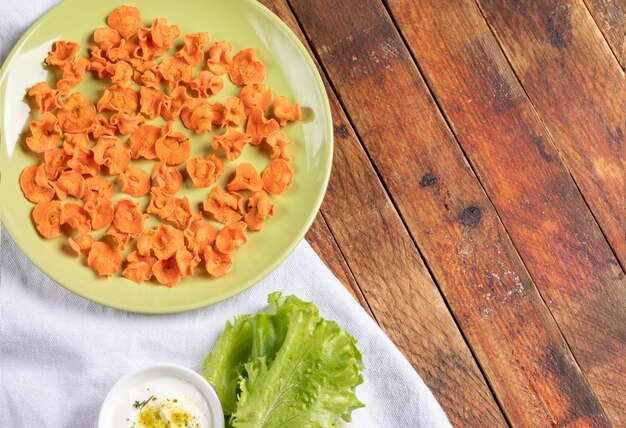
[259,0,625,426]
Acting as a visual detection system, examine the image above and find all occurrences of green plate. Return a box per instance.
[0,0,332,313]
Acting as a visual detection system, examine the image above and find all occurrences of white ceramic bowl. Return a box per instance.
[98,363,224,428]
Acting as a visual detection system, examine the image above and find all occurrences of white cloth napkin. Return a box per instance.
[0,1,450,426]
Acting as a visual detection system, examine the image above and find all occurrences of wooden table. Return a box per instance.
[259,0,626,426]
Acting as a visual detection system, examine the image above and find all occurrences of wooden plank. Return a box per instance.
[259,1,507,425]
[287,0,613,425]
[306,213,375,318]
[477,0,625,270]
[384,0,626,424]
[582,0,625,66]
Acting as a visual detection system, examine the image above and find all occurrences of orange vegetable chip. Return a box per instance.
[273,95,302,126]
[147,187,176,219]
[139,87,168,119]
[43,147,69,180]
[113,199,145,235]
[129,124,160,160]
[137,18,180,60]
[188,71,223,98]
[202,186,244,224]
[161,86,190,121]
[118,166,150,197]
[91,114,117,139]
[158,56,193,90]
[240,83,272,115]
[52,170,85,200]
[67,146,101,177]
[60,202,91,234]
[104,223,134,250]
[82,177,114,202]
[246,107,279,145]
[245,190,275,231]
[155,122,191,165]
[265,130,292,161]
[97,84,138,114]
[227,163,263,192]
[87,46,110,79]
[123,251,157,283]
[185,220,217,256]
[204,247,232,277]
[57,92,97,133]
[45,41,80,68]
[221,96,246,128]
[62,133,90,155]
[176,32,209,65]
[136,229,155,256]
[84,197,114,230]
[151,161,183,195]
[19,165,55,203]
[262,159,294,195]
[93,135,131,175]
[87,241,122,277]
[107,5,142,40]
[166,197,198,230]
[175,247,200,277]
[57,57,89,95]
[206,40,233,75]
[106,38,138,63]
[186,153,224,188]
[26,112,62,153]
[211,128,251,161]
[229,48,266,86]
[209,102,226,126]
[109,112,145,134]
[134,62,162,89]
[215,221,248,255]
[32,200,63,238]
[108,60,134,88]
[93,27,122,52]
[68,234,95,255]
[29,81,61,114]
[151,224,185,260]
[152,256,183,287]
[180,98,214,133]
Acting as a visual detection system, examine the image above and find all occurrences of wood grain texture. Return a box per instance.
[305,213,375,318]
[287,0,610,425]
[582,0,625,66]
[259,1,507,425]
[477,0,625,270]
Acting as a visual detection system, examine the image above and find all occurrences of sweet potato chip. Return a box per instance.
[123,251,157,283]
[221,96,246,128]
[107,5,142,40]
[166,196,198,230]
[93,27,122,52]
[82,177,114,202]
[152,257,183,287]
[139,87,168,119]
[52,170,85,200]
[188,71,223,98]
[19,165,55,203]
[129,124,160,160]
[138,18,180,58]
[245,190,275,231]
[67,146,101,177]
[91,114,117,139]
[211,128,251,161]
[87,241,122,276]
[28,81,61,114]
[32,200,62,238]
[113,198,144,234]
[186,153,224,187]
[185,220,217,256]
[202,186,244,224]
[204,247,232,277]
[93,135,131,175]
[151,224,185,260]
[97,84,138,114]
[58,93,97,133]
[68,233,95,255]
[262,159,294,195]
[246,107,279,145]
[109,111,145,134]
[215,221,247,255]
[106,38,138,63]
[206,40,233,75]
[57,57,89,95]
[177,32,209,65]
[161,86,190,121]
[26,112,62,153]
[62,133,90,155]
[155,122,191,165]
[174,247,199,276]
[84,197,114,230]
[136,229,155,256]
[45,41,80,68]
[229,48,266,86]
[273,95,302,126]
[104,223,133,250]
[265,130,292,161]
[87,46,110,79]
[180,98,214,133]
[227,163,263,192]
[108,60,134,88]
[43,147,69,180]
[118,165,150,197]
[61,202,91,234]
[158,56,193,91]
[151,161,183,195]
[133,62,162,89]
[240,83,272,115]
[147,187,176,219]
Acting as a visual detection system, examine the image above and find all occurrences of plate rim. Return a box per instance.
[0,0,333,314]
